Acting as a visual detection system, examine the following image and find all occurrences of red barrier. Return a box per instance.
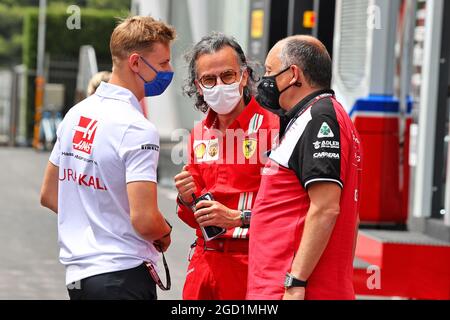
[353,115,407,224]
[354,231,450,299]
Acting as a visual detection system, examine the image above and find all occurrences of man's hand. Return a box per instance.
[174,165,196,205]
[153,233,171,252]
[194,200,241,229]
[283,287,305,300]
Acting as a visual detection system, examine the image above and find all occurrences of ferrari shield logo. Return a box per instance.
[243,138,257,159]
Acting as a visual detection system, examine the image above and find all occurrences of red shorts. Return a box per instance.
[182,238,249,300]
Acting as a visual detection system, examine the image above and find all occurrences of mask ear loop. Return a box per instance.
[236,68,246,98]
[279,65,302,93]
[273,66,291,78]
[290,65,302,87]
[137,73,148,83]
[279,81,296,95]
[137,56,159,83]
[237,65,252,103]
[139,56,158,73]
[237,70,244,84]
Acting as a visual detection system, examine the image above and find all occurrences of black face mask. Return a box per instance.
[256,66,299,115]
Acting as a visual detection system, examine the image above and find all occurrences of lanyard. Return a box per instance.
[146,245,171,291]
[280,93,333,143]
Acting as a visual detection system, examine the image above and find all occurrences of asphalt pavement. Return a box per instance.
[0,147,193,300]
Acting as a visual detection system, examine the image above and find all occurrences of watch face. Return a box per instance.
[284,275,293,287]
[243,210,251,225]
[284,273,307,288]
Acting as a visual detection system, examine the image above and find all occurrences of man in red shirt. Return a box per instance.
[174,33,278,300]
[247,35,362,300]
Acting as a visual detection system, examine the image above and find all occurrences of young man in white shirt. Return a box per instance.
[40,16,175,300]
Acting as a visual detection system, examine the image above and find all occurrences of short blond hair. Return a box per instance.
[87,71,111,96]
[110,16,176,66]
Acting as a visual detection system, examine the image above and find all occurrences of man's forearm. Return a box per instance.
[132,209,171,242]
[41,192,58,214]
[40,162,59,214]
[47,201,58,214]
[289,207,338,281]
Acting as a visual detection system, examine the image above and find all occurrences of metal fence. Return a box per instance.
[0,66,28,147]
[0,56,111,148]
[0,69,13,145]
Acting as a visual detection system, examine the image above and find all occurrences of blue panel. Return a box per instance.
[349,94,413,116]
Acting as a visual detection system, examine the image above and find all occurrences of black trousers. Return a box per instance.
[67,263,157,300]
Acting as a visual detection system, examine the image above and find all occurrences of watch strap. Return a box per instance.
[285,273,307,288]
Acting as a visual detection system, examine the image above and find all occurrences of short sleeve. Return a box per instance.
[289,99,343,189]
[49,122,62,166]
[118,120,160,183]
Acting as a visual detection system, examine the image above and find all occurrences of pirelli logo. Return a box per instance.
[141,144,159,151]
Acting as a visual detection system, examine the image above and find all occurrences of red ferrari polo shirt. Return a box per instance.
[178,97,279,240]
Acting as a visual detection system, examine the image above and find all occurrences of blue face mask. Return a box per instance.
[138,56,174,96]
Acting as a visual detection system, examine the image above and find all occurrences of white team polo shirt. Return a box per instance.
[49,82,160,285]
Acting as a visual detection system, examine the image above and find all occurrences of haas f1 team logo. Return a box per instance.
[72,116,98,154]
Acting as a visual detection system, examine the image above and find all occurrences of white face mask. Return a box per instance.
[201,75,243,115]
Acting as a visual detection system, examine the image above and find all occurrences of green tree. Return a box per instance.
[1,0,38,6]
[1,0,130,11]
[0,5,26,66]
[87,0,130,10]
[23,7,127,139]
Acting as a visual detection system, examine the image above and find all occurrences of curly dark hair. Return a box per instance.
[182,32,260,113]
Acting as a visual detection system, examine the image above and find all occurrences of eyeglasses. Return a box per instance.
[198,69,242,89]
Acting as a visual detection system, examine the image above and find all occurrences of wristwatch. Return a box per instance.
[177,193,194,210]
[240,210,251,227]
[284,273,308,288]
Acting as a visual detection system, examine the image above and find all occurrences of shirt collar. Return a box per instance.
[94,82,143,114]
[204,96,259,130]
[284,88,335,121]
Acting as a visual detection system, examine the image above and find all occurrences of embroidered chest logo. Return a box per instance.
[194,142,207,160]
[193,139,220,162]
[208,141,219,157]
[72,116,98,154]
[243,138,257,159]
